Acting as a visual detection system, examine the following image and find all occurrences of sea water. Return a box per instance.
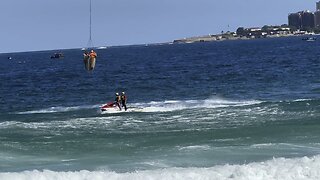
[0,36,320,179]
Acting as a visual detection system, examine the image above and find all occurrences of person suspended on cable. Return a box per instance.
[121,92,127,111]
[87,49,97,71]
[89,49,97,59]
[114,92,122,110]
[83,51,89,59]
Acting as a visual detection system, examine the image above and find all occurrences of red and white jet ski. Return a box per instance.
[100,102,121,112]
[100,102,143,113]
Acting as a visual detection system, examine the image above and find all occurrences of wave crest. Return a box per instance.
[1,155,320,180]
[14,97,261,114]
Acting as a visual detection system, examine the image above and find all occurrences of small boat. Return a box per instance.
[303,37,316,42]
[97,46,107,49]
[51,53,64,59]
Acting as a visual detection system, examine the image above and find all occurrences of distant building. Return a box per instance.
[317,1,320,11]
[301,11,315,29]
[315,11,320,28]
[288,12,302,29]
[288,11,315,30]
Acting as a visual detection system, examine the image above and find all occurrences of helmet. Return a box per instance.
[115,93,119,96]
[122,92,125,95]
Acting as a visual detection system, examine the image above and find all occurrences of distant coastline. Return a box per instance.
[172,25,316,44]
[1,26,316,54]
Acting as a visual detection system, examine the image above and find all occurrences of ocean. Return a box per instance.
[0,36,320,180]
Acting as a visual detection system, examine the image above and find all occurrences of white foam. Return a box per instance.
[178,145,211,151]
[129,97,262,113]
[15,105,98,114]
[2,155,320,180]
[13,97,261,115]
[100,107,144,114]
[251,143,320,152]
[292,99,312,102]
[0,116,118,130]
[12,98,313,116]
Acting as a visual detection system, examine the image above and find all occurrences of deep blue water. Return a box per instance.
[0,36,320,179]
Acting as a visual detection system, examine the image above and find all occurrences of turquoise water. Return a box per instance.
[0,37,320,179]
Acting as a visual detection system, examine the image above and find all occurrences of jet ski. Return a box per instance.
[100,102,143,113]
[100,102,120,112]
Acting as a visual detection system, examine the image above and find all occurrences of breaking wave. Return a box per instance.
[15,97,316,115]
[15,105,99,114]
[105,97,262,113]
[14,97,261,115]
[1,155,320,180]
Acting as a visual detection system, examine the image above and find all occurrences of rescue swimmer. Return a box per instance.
[83,49,97,71]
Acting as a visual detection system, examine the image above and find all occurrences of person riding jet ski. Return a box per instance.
[121,92,127,111]
[114,92,122,110]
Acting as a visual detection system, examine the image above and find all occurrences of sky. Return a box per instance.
[0,0,317,53]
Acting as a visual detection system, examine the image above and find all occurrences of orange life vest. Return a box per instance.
[89,52,97,58]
